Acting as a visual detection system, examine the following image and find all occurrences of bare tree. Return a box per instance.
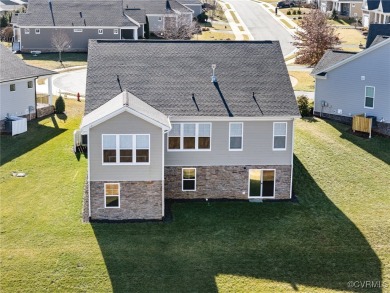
[51,30,71,62]
[163,13,199,40]
[293,10,340,66]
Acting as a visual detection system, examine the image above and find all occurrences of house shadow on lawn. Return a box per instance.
[91,156,381,292]
[0,114,66,165]
[323,119,390,165]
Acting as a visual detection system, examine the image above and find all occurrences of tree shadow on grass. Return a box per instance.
[0,115,66,166]
[323,119,390,165]
[91,156,381,292]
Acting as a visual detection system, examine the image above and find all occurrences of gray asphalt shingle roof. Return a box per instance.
[0,44,56,83]
[366,24,390,48]
[124,9,147,24]
[15,0,137,27]
[370,35,390,47]
[382,0,390,12]
[123,0,170,14]
[85,40,299,118]
[311,50,356,75]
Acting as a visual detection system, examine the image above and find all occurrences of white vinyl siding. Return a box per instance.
[273,122,287,151]
[229,122,243,151]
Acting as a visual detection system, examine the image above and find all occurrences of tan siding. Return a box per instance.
[164,120,293,166]
[89,111,163,181]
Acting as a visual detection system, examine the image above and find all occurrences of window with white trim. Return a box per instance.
[10,84,16,91]
[229,122,243,150]
[102,134,150,164]
[168,123,211,151]
[27,81,33,88]
[98,29,103,34]
[248,169,275,198]
[35,29,40,34]
[364,86,375,108]
[74,28,83,32]
[24,28,30,34]
[273,122,287,150]
[105,183,120,208]
[182,168,196,191]
[114,29,119,34]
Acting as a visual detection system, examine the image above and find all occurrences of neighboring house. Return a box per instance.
[320,0,363,18]
[365,23,390,47]
[0,44,56,131]
[123,0,197,35]
[78,40,300,221]
[362,0,390,27]
[11,0,140,53]
[0,0,26,12]
[311,37,390,135]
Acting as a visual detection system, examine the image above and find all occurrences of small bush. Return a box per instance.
[298,16,302,19]
[287,10,291,15]
[297,95,312,117]
[297,10,302,15]
[292,10,297,15]
[197,12,208,23]
[55,95,65,114]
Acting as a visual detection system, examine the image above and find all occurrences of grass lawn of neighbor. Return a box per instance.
[17,52,88,70]
[289,71,315,91]
[1,100,389,292]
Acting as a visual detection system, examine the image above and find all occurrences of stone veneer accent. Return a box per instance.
[37,105,55,118]
[165,165,292,200]
[90,181,163,220]
[314,111,390,136]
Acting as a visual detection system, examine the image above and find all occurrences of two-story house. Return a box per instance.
[78,40,300,221]
[320,0,363,18]
[362,0,390,27]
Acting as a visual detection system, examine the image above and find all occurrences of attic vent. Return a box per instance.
[211,64,217,83]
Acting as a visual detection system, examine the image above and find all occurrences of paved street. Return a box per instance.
[227,0,296,55]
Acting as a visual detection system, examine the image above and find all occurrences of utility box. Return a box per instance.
[5,116,27,136]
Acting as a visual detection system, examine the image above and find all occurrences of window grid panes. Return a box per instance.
[229,123,243,150]
[182,168,196,191]
[365,86,374,108]
[273,122,287,150]
[10,84,16,91]
[168,123,211,151]
[105,183,120,208]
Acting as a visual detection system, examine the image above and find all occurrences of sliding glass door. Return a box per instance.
[248,169,275,198]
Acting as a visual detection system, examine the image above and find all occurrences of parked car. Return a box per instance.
[277,1,291,8]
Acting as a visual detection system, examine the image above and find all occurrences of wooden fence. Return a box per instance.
[352,114,372,138]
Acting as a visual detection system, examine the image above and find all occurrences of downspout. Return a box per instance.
[161,116,172,218]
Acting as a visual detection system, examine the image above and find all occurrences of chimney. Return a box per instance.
[211,64,217,83]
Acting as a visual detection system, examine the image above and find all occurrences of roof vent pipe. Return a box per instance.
[211,64,217,83]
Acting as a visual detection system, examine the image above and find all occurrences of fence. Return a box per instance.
[352,114,372,138]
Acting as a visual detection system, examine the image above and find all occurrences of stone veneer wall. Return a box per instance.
[37,105,55,118]
[314,111,390,136]
[90,181,163,220]
[165,165,292,200]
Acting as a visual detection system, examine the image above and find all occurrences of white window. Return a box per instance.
[229,122,243,151]
[24,28,30,34]
[102,134,150,164]
[10,84,16,91]
[248,169,275,198]
[364,86,375,109]
[104,183,120,208]
[114,29,119,34]
[168,123,211,151]
[74,28,83,32]
[98,29,103,34]
[35,29,40,34]
[182,168,196,191]
[27,81,33,88]
[273,122,287,150]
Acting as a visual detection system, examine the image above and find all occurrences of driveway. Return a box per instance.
[227,0,296,56]
[53,69,87,96]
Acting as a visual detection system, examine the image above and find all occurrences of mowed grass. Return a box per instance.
[289,71,315,91]
[17,52,88,70]
[1,100,390,292]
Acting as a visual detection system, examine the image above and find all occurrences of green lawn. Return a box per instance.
[289,71,315,91]
[1,101,389,292]
[17,52,88,70]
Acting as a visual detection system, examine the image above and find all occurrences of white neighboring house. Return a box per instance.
[311,38,390,136]
[362,0,390,27]
[0,44,56,132]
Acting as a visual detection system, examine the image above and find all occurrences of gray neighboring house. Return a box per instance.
[362,0,390,27]
[320,0,363,18]
[311,37,390,135]
[123,0,199,35]
[0,44,56,131]
[11,0,140,53]
[78,40,300,221]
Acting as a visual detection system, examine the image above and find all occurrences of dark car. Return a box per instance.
[277,1,291,8]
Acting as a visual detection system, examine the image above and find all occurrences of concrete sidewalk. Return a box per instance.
[219,2,254,40]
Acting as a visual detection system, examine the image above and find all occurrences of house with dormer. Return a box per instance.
[77,40,300,221]
[362,0,390,27]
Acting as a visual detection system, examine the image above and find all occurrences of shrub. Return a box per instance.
[55,95,65,114]
[197,12,208,23]
[297,95,312,117]
[292,10,297,15]
[287,10,291,15]
[298,16,302,19]
[297,10,302,15]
